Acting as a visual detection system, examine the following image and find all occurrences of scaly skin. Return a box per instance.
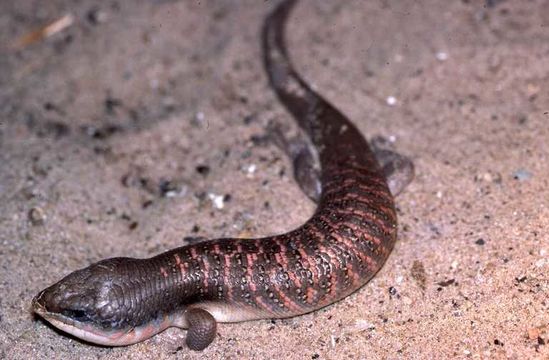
[32,0,409,351]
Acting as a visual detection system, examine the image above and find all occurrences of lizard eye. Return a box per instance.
[62,309,92,323]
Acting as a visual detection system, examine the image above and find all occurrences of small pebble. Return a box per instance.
[87,7,108,25]
[345,319,375,333]
[527,327,540,340]
[386,96,397,106]
[436,51,449,61]
[245,164,257,178]
[512,169,532,181]
[209,193,225,209]
[196,165,210,177]
[28,207,46,226]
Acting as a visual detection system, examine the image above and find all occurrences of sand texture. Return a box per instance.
[0,0,547,359]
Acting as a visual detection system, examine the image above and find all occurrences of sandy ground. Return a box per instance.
[0,0,548,359]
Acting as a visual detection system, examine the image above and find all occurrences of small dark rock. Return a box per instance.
[87,7,107,25]
[159,179,180,197]
[105,96,123,115]
[475,238,485,245]
[196,165,210,176]
[28,207,46,226]
[436,279,455,287]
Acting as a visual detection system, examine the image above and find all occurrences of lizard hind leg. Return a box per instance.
[370,136,414,196]
[267,121,322,203]
[267,124,415,200]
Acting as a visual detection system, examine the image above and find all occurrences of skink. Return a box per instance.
[32,0,413,351]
